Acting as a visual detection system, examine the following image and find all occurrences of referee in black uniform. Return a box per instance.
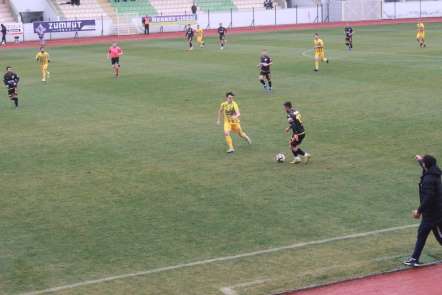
[404,155,442,267]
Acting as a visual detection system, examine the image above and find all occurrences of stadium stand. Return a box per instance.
[196,0,236,12]
[233,0,279,10]
[149,0,194,15]
[108,0,156,16]
[0,1,15,22]
[53,0,112,19]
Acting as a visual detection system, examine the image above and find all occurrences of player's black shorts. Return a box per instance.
[219,34,225,41]
[111,57,120,65]
[260,71,271,79]
[187,36,193,41]
[290,133,305,147]
[7,87,17,97]
[345,36,352,42]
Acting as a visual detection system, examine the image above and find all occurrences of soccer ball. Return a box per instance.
[275,153,286,163]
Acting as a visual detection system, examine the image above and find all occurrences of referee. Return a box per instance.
[404,155,442,267]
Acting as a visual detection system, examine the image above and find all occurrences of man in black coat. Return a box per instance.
[1,24,7,46]
[404,155,442,267]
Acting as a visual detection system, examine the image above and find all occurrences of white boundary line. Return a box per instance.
[301,48,313,58]
[20,224,418,295]
[300,48,442,61]
[220,279,271,295]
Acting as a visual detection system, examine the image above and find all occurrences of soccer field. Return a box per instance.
[1,23,442,295]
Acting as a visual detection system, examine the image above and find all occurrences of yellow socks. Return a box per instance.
[225,135,234,150]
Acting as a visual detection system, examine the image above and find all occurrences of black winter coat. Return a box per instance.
[418,165,442,223]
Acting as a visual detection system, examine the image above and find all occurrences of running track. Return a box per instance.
[1,17,442,49]
[279,263,442,295]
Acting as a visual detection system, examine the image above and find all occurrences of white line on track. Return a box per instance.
[20,224,418,295]
[220,279,271,295]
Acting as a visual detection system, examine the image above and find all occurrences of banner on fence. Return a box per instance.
[33,20,96,34]
[150,14,197,26]
[4,23,24,41]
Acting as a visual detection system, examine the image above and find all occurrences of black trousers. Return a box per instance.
[1,33,6,43]
[144,24,149,35]
[412,220,442,260]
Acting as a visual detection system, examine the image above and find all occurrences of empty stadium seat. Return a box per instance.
[0,2,16,22]
[149,0,193,15]
[233,0,278,10]
[53,0,110,19]
[196,0,236,12]
[108,0,157,16]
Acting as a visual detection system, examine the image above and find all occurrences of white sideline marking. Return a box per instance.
[301,48,313,57]
[220,287,238,295]
[220,279,271,295]
[20,224,418,295]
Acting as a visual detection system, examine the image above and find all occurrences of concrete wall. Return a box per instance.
[196,7,320,30]
[383,0,442,19]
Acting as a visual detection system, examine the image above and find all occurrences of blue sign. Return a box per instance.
[33,20,96,34]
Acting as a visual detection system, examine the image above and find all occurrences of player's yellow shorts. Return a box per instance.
[417,32,425,40]
[197,37,204,43]
[315,51,326,60]
[224,121,242,134]
[40,64,48,71]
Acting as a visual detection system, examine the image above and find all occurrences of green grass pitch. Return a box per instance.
[1,23,442,295]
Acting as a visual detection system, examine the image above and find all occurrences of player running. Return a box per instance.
[344,25,353,50]
[284,101,310,164]
[258,49,272,92]
[107,43,123,78]
[217,23,227,50]
[216,92,252,153]
[313,33,328,72]
[195,25,205,48]
[417,21,426,48]
[35,47,50,82]
[185,24,194,50]
[3,66,20,108]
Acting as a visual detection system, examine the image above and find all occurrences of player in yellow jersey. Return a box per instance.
[195,25,205,48]
[35,47,50,82]
[416,21,426,48]
[216,92,252,153]
[313,33,328,72]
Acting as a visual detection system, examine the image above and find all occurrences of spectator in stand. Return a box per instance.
[1,24,7,46]
[142,16,150,35]
[191,2,197,15]
[264,0,273,10]
[62,0,80,5]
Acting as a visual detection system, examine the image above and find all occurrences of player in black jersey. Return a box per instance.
[258,49,272,92]
[284,101,310,164]
[344,25,353,50]
[217,23,227,50]
[185,24,194,50]
[3,66,19,108]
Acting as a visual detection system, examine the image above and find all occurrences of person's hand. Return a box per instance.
[285,127,290,133]
[412,209,421,219]
[216,120,220,126]
[416,155,423,161]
